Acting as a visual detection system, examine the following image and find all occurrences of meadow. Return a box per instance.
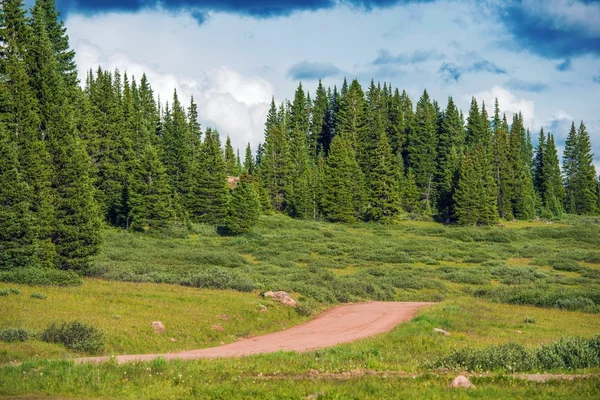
[1,214,600,398]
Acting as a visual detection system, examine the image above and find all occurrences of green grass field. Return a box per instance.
[1,215,600,398]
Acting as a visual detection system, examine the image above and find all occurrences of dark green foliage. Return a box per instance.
[454,145,497,225]
[128,144,174,231]
[536,336,599,370]
[40,320,105,353]
[181,268,256,292]
[0,328,31,342]
[223,136,237,176]
[219,174,260,235]
[366,130,400,222]
[190,128,229,224]
[31,292,46,299]
[321,135,365,222]
[0,126,39,270]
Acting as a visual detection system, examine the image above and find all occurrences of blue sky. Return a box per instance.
[51,0,600,170]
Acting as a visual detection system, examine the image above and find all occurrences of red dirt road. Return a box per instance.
[77,302,434,364]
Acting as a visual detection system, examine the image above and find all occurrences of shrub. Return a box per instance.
[432,342,537,372]
[182,268,256,292]
[40,321,104,353]
[0,288,9,296]
[555,297,597,312]
[296,298,318,316]
[0,268,82,286]
[0,328,31,342]
[549,259,582,272]
[523,317,536,324]
[31,292,47,299]
[536,337,599,370]
[8,288,20,294]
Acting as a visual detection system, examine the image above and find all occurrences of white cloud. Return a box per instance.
[74,41,273,152]
[471,86,538,130]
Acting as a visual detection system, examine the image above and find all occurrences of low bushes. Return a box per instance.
[432,335,600,372]
[40,321,104,353]
[0,328,31,342]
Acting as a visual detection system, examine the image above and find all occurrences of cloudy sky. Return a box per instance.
[49,0,599,169]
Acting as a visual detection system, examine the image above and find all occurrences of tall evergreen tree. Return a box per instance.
[128,144,174,230]
[0,125,40,270]
[321,134,365,222]
[563,121,579,213]
[310,80,328,157]
[492,102,513,219]
[366,130,400,222]
[539,133,564,218]
[508,113,536,219]
[219,174,260,235]
[190,128,229,223]
[243,143,255,174]
[574,121,598,214]
[407,90,437,213]
[224,136,237,176]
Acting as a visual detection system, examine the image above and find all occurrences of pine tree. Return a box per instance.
[574,121,598,214]
[128,144,174,231]
[435,97,463,222]
[336,79,367,150]
[454,145,497,225]
[407,90,437,213]
[243,143,255,174]
[0,0,56,267]
[321,134,365,222]
[508,113,536,219]
[29,6,101,270]
[219,174,260,235]
[310,80,328,157]
[465,97,482,149]
[539,133,564,218]
[0,125,40,270]
[224,136,237,176]
[563,121,578,213]
[366,130,400,222]
[402,168,421,214]
[260,121,292,212]
[492,103,513,219]
[189,128,229,224]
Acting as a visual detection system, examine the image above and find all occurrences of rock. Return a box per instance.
[170,337,177,342]
[511,219,517,223]
[220,341,225,345]
[308,369,320,376]
[516,330,522,334]
[449,375,475,389]
[218,314,230,321]
[151,321,165,333]
[433,328,450,336]
[263,291,297,307]
[259,305,268,312]
[211,325,224,332]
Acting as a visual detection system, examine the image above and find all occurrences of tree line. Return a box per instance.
[256,80,599,225]
[1,0,599,275]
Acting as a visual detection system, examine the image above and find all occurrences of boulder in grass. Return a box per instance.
[151,321,165,333]
[263,291,297,307]
[449,375,475,389]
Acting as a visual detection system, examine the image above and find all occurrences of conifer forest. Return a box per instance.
[1,0,599,274]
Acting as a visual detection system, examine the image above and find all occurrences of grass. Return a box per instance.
[2,214,600,398]
[0,279,305,364]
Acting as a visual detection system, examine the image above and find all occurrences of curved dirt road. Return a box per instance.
[77,302,434,364]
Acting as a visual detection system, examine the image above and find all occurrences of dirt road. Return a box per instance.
[76,301,434,364]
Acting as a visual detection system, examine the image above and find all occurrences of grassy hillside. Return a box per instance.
[2,214,600,398]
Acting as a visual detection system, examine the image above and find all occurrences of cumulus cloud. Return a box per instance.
[471,86,537,130]
[75,41,272,151]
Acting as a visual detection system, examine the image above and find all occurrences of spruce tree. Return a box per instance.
[224,136,237,176]
[219,174,260,235]
[29,6,101,270]
[260,121,292,212]
[0,125,40,270]
[190,128,229,224]
[402,168,421,214]
[311,80,329,157]
[563,121,579,213]
[508,113,536,219]
[574,121,598,214]
[336,79,367,149]
[407,90,437,213]
[128,144,174,230]
[321,134,365,222]
[454,145,497,225]
[243,143,255,174]
[492,104,513,219]
[539,133,564,218]
[366,130,400,222]
[435,97,463,222]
